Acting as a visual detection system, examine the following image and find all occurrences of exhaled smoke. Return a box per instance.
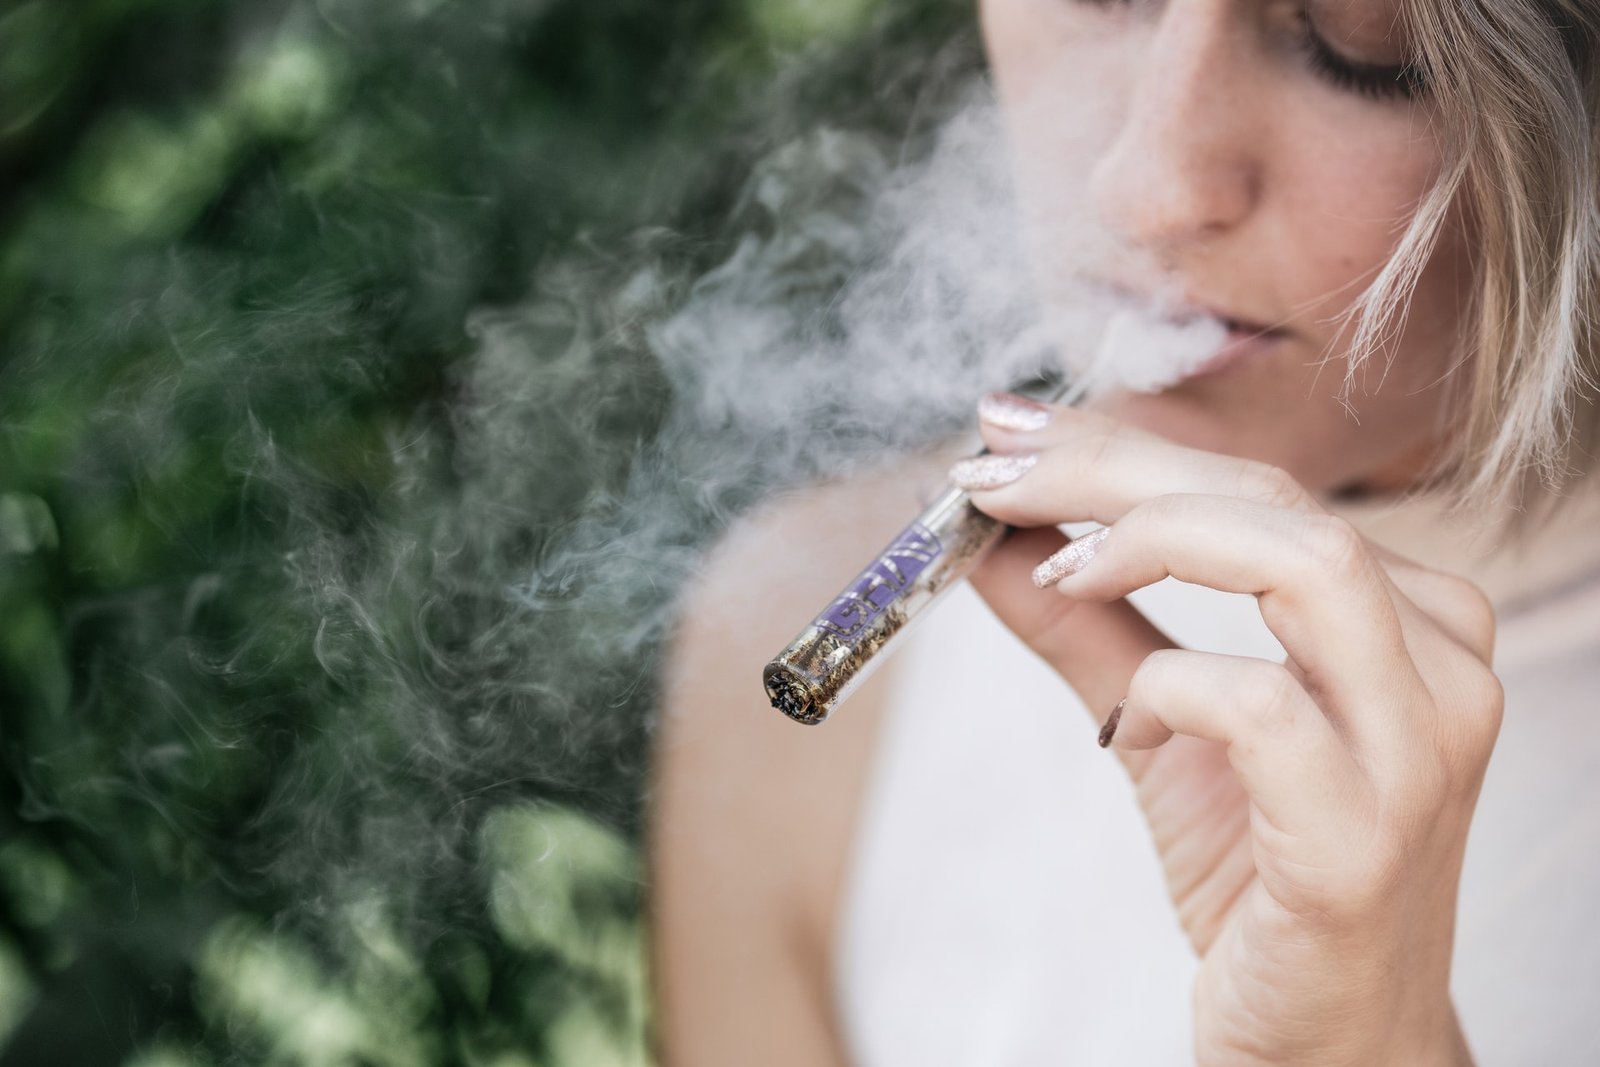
[251,80,1070,937]
[25,57,1242,1064]
[1082,306,1231,395]
[645,90,1051,468]
[266,73,1238,921]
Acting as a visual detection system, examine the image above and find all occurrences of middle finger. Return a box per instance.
[1024,493,1424,761]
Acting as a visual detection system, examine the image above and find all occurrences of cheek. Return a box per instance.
[1269,108,1444,334]
[981,0,1069,92]
[982,0,1467,479]
[1270,112,1467,417]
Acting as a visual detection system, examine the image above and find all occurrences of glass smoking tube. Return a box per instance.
[762,482,1008,725]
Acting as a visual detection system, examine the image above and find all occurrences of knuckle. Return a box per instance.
[1443,664,1506,763]
[1437,573,1498,657]
[1330,728,1492,921]
[1360,788,1438,890]
[1134,493,1189,532]
[1243,662,1305,737]
[1309,811,1409,922]
[1129,647,1183,699]
[1373,738,1462,831]
[1390,565,1497,659]
[1300,514,1368,578]
[1081,419,1126,472]
[1364,677,1502,822]
[1241,461,1314,511]
[1477,669,1507,733]
[1402,749,1454,814]
[1349,831,1410,911]
[1120,495,1197,562]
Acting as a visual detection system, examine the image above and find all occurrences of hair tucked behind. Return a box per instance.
[1336,0,1600,511]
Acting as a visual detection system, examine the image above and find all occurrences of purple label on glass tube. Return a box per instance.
[814,522,944,643]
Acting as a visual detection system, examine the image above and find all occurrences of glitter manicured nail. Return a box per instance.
[1031,526,1110,587]
[1098,698,1125,748]
[948,453,1038,491]
[978,392,1051,432]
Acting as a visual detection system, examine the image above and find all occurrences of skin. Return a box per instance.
[652,1,1503,1063]
[958,414,1496,1066]
[960,0,1500,1062]
[982,0,1474,489]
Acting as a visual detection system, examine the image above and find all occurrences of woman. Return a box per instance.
[650,0,1600,1063]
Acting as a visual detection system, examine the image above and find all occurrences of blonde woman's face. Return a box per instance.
[981,0,1473,493]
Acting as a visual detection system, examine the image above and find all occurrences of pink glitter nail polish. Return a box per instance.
[948,453,1039,491]
[978,392,1051,432]
[1031,527,1110,587]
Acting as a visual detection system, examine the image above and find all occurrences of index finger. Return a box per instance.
[972,401,1323,527]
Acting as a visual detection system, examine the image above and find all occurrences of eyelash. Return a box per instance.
[1069,1,1430,103]
[1295,10,1428,102]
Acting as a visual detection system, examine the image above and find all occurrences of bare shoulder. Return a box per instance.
[648,455,945,1065]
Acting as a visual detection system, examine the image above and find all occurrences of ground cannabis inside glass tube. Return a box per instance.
[762,484,1009,724]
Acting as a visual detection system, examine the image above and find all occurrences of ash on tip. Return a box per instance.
[1032,526,1110,587]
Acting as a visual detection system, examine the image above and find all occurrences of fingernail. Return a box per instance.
[1098,698,1125,748]
[949,452,1038,491]
[1030,526,1110,587]
[978,392,1051,432]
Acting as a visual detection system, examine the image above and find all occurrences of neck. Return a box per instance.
[1333,436,1449,499]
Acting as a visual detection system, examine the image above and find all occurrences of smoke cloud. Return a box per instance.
[2,10,1241,1054]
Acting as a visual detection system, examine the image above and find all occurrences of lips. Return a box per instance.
[1214,314,1284,345]
[1082,273,1285,342]
[1208,311,1269,335]
[1152,297,1283,346]
[1182,323,1286,381]
[1076,273,1291,385]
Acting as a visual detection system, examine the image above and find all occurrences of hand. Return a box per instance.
[953,398,1499,1067]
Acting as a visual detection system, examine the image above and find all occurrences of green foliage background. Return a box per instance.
[0,0,978,1063]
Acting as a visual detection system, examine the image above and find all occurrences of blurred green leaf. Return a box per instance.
[747,0,878,45]
[0,937,36,1049]
[0,840,80,930]
[0,2,79,140]
[197,916,438,1067]
[69,108,238,238]
[0,0,974,1061]
[0,494,57,556]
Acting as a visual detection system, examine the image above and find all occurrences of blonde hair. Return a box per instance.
[1336,0,1600,510]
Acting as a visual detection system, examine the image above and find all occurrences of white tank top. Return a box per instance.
[833,490,1600,1066]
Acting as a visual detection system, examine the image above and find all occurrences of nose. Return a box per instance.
[1087,3,1262,254]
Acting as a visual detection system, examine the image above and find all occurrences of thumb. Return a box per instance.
[969,526,1175,742]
